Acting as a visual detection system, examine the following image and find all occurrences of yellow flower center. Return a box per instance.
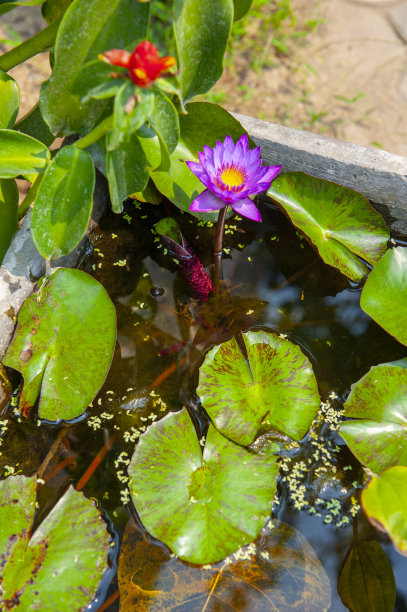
[219,165,246,189]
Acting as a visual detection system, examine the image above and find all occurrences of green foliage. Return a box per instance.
[338,541,396,612]
[108,83,153,150]
[128,408,278,564]
[15,103,55,147]
[72,59,125,104]
[0,474,110,610]
[0,130,50,178]
[40,0,150,135]
[0,70,19,129]
[362,467,407,555]
[173,0,233,102]
[0,178,18,263]
[340,359,407,473]
[154,217,182,244]
[0,0,43,17]
[31,145,95,259]
[198,330,320,445]
[3,268,116,421]
[360,247,407,346]
[233,0,254,21]
[268,172,389,281]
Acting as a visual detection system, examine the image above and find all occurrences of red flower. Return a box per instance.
[102,41,176,88]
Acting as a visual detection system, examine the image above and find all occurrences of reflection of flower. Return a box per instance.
[186,134,281,221]
[102,41,176,88]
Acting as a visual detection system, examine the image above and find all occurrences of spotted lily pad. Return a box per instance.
[340,359,407,473]
[128,408,278,564]
[360,247,407,346]
[197,330,320,446]
[267,172,389,281]
[3,268,116,421]
[362,466,407,555]
[0,474,110,610]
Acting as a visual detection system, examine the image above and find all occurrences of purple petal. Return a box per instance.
[236,133,249,153]
[258,165,281,183]
[186,160,203,177]
[223,135,234,155]
[231,197,262,222]
[190,189,227,212]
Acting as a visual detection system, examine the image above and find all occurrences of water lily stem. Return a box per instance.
[0,19,61,72]
[74,115,113,150]
[213,207,227,292]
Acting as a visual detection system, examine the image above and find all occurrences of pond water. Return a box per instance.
[2,195,407,611]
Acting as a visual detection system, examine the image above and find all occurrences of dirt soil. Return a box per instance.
[1,1,407,156]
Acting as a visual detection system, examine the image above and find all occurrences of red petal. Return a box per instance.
[102,49,131,68]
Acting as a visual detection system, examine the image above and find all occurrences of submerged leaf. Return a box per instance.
[267,172,389,281]
[118,519,331,611]
[198,330,320,445]
[128,408,278,564]
[340,359,407,473]
[3,268,116,421]
[0,474,110,610]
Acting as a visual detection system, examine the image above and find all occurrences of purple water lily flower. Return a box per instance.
[186,134,281,222]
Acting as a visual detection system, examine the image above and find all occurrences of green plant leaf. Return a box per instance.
[106,132,149,213]
[118,519,331,611]
[31,144,95,259]
[0,130,50,178]
[139,101,251,219]
[233,0,253,21]
[173,0,233,102]
[15,102,55,147]
[362,466,407,555]
[267,172,389,281]
[197,330,320,446]
[128,408,278,564]
[154,217,182,244]
[340,359,407,473]
[0,178,18,263]
[360,247,407,346]
[108,82,153,151]
[0,0,43,17]
[148,90,179,156]
[0,474,110,610]
[3,268,116,421]
[40,0,149,135]
[72,59,125,104]
[42,0,72,23]
[338,540,396,612]
[0,70,19,128]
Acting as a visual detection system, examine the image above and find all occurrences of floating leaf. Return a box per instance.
[15,102,55,146]
[128,408,278,564]
[362,466,407,555]
[360,247,407,346]
[0,474,110,610]
[174,0,233,102]
[340,359,407,473]
[3,268,116,421]
[233,0,253,21]
[0,178,18,263]
[118,519,331,611]
[0,130,50,178]
[40,0,149,135]
[31,144,95,259]
[106,132,149,213]
[198,330,320,446]
[267,172,389,281]
[338,540,396,612]
[0,70,19,128]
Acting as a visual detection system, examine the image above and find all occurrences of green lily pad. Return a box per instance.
[360,247,407,346]
[0,130,50,178]
[267,172,389,281]
[128,408,278,564]
[0,474,110,610]
[362,466,407,555]
[3,268,116,421]
[197,330,320,446]
[31,145,95,260]
[338,540,396,612]
[0,178,18,263]
[0,70,19,129]
[340,359,407,473]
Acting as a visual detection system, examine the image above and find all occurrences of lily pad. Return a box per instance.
[340,359,407,473]
[338,540,396,612]
[267,172,389,281]
[360,247,407,346]
[128,408,278,564]
[362,466,407,555]
[197,330,320,446]
[118,519,331,611]
[0,474,110,610]
[3,268,116,421]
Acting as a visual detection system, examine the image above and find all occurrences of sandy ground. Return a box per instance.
[1,1,407,156]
